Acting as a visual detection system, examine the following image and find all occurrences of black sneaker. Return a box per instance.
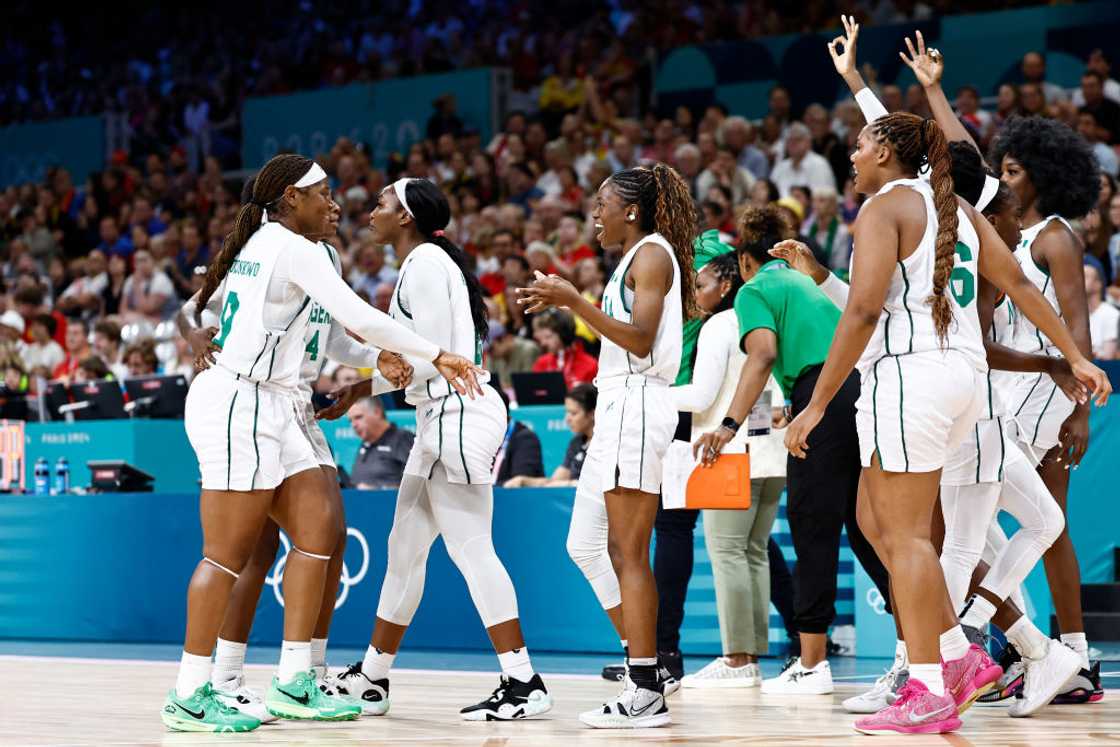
[460,674,553,721]
[658,650,682,696]
[1051,660,1104,705]
[333,661,391,716]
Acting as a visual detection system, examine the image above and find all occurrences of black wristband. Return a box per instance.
[720,416,741,433]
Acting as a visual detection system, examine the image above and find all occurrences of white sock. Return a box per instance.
[620,639,628,651]
[909,662,945,697]
[211,638,246,685]
[1060,632,1090,669]
[960,595,998,630]
[277,640,311,682]
[1006,617,1049,660]
[939,625,971,662]
[362,645,395,681]
[895,640,908,669]
[497,647,535,683]
[311,638,328,670]
[176,651,213,699]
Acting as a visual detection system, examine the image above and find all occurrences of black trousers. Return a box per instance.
[653,500,698,653]
[768,536,798,645]
[787,365,891,635]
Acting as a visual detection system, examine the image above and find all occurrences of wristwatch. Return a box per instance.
[720,416,741,433]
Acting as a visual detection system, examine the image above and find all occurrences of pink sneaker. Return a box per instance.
[853,680,961,735]
[943,644,1003,714]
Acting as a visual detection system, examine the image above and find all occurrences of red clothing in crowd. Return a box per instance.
[532,341,598,389]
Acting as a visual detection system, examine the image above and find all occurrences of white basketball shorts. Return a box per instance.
[404,384,506,485]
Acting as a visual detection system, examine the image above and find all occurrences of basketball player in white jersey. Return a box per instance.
[819,26,1087,717]
[164,154,480,732]
[989,115,1107,703]
[518,164,698,729]
[318,178,551,721]
[175,188,410,721]
[783,114,1109,735]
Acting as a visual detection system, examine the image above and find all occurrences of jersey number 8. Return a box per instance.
[213,291,241,347]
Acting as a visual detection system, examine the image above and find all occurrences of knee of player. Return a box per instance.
[1034,500,1066,548]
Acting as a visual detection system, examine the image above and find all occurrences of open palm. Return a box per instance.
[900,31,943,88]
[827,15,860,76]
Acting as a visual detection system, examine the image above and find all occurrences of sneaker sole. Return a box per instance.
[663,679,682,697]
[976,675,1024,705]
[761,685,834,695]
[682,678,761,689]
[854,716,961,736]
[161,712,259,733]
[461,694,553,721]
[579,711,671,729]
[956,665,1003,714]
[360,701,391,717]
[265,702,361,721]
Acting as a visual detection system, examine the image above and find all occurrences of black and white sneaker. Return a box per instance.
[333,661,391,716]
[460,674,552,721]
[658,653,682,697]
[579,675,670,729]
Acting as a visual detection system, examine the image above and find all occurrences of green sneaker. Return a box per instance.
[266,670,362,721]
[161,682,261,732]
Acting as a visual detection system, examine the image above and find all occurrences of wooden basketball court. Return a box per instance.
[0,655,1116,745]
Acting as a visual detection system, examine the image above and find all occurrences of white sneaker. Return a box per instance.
[760,658,833,695]
[681,658,761,689]
[842,662,907,713]
[332,661,391,716]
[579,676,670,729]
[212,676,278,723]
[1008,641,1083,718]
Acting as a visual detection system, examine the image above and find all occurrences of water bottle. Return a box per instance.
[33,458,50,496]
[53,457,70,495]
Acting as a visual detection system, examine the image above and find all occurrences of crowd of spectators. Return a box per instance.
[1,11,1119,429]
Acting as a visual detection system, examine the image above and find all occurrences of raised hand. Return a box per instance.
[900,30,944,89]
[376,350,413,390]
[827,15,861,77]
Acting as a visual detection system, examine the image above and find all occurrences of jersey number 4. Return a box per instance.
[213,291,240,347]
[305,330,320,361]
[950,242,975,308]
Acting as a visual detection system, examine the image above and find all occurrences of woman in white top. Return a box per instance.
[668,241,787,689]
[783,110,1109,735]
[323,178,552,722]
[165,155,479,733]
[519,164,697,729]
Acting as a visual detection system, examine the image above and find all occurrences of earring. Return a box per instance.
[627,213,636,222]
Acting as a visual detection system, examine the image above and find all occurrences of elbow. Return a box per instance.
[849,304,881,329]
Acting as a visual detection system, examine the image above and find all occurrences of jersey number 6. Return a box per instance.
[950,242,975,308]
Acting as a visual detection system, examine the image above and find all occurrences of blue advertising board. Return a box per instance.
[0,116,105,188]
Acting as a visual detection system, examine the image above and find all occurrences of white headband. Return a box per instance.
[392,178,415,218]
[260,162,329,224]
[974,174,1000,213]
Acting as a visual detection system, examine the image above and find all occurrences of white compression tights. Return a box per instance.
[565,458,621,610]
[941,449,1063,614]
[375,464,520,628]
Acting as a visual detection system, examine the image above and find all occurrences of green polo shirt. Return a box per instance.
[733,260,840,397]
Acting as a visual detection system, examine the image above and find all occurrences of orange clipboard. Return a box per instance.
[684,451,751,510]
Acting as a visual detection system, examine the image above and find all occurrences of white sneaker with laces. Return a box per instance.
[681,658,761,689]
[1008,640,1083,718]
[579,676,670,729]
[842,661,907,713]
[212,676,277,723]
[760,657,833,695]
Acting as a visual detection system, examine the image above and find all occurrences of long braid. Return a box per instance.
[195,154,312,323]
[872,113,958,345]
[608,165,700,320]
[651,163,700,320]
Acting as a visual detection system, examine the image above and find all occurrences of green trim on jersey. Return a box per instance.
[225,391,239,490]
[455,393,471,484]
[437,397,448,461]
[997,417,1006,482]
[872,359,882,463]
[1014,374,1043,417]
[974,423,981,484]
[898,262,915,353]
[1032,382,1059,444]
[1035,276,1052,351]
[639,385,647,490]
[250,384,261,489]
[616,253,637,316]
[895,357,909,471]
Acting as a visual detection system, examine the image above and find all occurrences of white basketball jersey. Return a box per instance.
[1011,215,1069,356]
[211,223,318,388]
[389,242,483,404]
[857,178,987,375]
[597,232,682,385]
[983,293,1018,418]
[299,242,343,386]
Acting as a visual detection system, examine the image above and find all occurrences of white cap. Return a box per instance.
[0,310,25,334]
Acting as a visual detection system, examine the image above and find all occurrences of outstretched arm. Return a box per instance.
[829,15,888,123]
[899,31,981,159]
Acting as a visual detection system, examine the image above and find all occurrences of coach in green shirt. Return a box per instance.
[694,208,889,688]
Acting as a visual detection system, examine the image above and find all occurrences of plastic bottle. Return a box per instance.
[53,456,70,495]
[33,458,50,496]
